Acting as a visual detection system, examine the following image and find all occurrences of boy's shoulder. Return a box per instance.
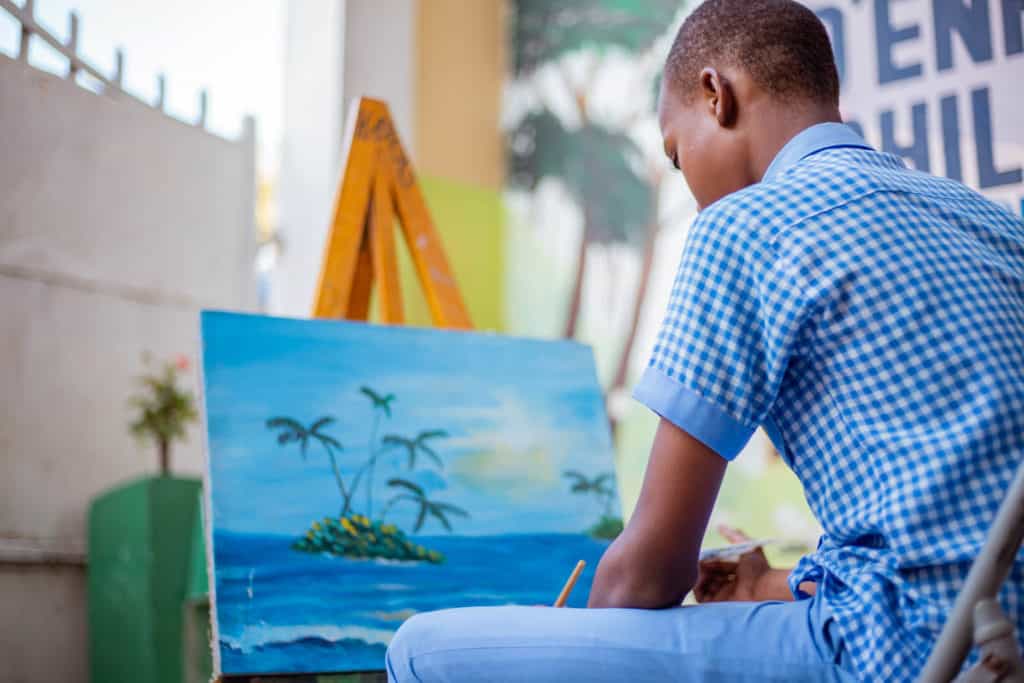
[689,150,877,242]
[695,146,1021,240]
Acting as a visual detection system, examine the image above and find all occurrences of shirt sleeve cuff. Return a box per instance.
[632,365,756,460]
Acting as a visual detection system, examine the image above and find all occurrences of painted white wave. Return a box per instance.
[372,583,414,591]
[460,592,521,602]
[221,623,394,653]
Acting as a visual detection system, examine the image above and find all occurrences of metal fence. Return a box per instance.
[0,0,211,129]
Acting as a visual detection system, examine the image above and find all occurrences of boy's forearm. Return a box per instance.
[588,535,695,608]
[589,419,726,609]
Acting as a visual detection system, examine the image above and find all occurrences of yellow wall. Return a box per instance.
[392,176,505,331]
[383,0,506,333]
[414,0,506,190]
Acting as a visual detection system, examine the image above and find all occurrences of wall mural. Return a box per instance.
[502,0,821,559]
[505,0,688,433]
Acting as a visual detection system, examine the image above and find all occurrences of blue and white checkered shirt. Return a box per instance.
[634,122,1024,680]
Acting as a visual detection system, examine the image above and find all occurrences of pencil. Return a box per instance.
[553,560,586,607]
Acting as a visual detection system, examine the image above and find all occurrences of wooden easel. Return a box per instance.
[312,97,472,329]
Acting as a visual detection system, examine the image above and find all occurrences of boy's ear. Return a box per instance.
[700,67,737,128]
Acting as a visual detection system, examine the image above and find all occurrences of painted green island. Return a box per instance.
[292,513,445,564]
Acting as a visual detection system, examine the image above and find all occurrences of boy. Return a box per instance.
[386,1,1024,680]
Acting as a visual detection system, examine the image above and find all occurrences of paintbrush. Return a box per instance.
[553,560,586,607]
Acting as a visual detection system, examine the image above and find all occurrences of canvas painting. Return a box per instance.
[200,311,621,675]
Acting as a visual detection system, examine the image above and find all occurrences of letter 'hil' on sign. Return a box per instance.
[851,88,1022,190]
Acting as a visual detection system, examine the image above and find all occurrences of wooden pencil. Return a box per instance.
[553,560,586,607]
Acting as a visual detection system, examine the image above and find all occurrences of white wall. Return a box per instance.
[0,53,255,681]
[341,0,415,147]
[273,0,345,316]
[274,0,415,316]
[0,564,88,683]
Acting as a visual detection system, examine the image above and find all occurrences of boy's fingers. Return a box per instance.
[695,573,733,603]
[716,523,752,544]
[700,559,739,572]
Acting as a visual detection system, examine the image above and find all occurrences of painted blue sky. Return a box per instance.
[201,312,618,537]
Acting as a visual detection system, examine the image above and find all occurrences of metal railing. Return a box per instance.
[0,0,211,128]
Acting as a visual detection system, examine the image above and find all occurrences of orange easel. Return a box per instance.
[312,97,472,329]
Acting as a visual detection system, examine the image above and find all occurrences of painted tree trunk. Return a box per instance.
[563,217,591,339]
[609,184,661,436]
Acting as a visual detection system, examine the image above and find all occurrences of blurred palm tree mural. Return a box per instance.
[504,1,821,558]
[505,0,693,434]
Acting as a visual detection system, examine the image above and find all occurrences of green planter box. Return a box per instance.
[88,476,203,683]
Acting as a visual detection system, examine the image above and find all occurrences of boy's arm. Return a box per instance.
[588,418,726,608]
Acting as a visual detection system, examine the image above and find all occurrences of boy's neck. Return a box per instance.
[748,102,843,182]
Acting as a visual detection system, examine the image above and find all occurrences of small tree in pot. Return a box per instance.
[93,354,203,683]
[129,354,198,476]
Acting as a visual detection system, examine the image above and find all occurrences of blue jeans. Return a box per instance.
[385,595,857,682]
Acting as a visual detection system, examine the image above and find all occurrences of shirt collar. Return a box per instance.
[761,122,872,183]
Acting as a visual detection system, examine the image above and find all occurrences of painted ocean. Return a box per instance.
[214,531,610,673]
[201,312,621,675]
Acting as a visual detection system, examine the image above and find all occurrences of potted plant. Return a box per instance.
[88,353,206,683]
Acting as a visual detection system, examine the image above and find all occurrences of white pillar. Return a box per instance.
[274,0,416,316]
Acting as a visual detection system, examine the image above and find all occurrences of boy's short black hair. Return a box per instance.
[665,0,840,105]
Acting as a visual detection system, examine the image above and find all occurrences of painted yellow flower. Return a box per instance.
[340,518,357,535]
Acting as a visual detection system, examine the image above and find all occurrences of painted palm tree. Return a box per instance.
[383,478,469,533]
[563,469,615,517]
[359,386,395,517]
[267,416,354,516]
[360,387,396,417]
[381,429,449,470]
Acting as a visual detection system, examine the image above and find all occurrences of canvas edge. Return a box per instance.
[195,309,397,677]
[198,310,224,678]
[189,309,599,358]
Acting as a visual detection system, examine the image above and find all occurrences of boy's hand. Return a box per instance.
[693,525,810,602]
[694,547,771,602]
[693,525,777,603]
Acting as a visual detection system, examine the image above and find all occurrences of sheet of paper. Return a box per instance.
[698,539,777,562]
